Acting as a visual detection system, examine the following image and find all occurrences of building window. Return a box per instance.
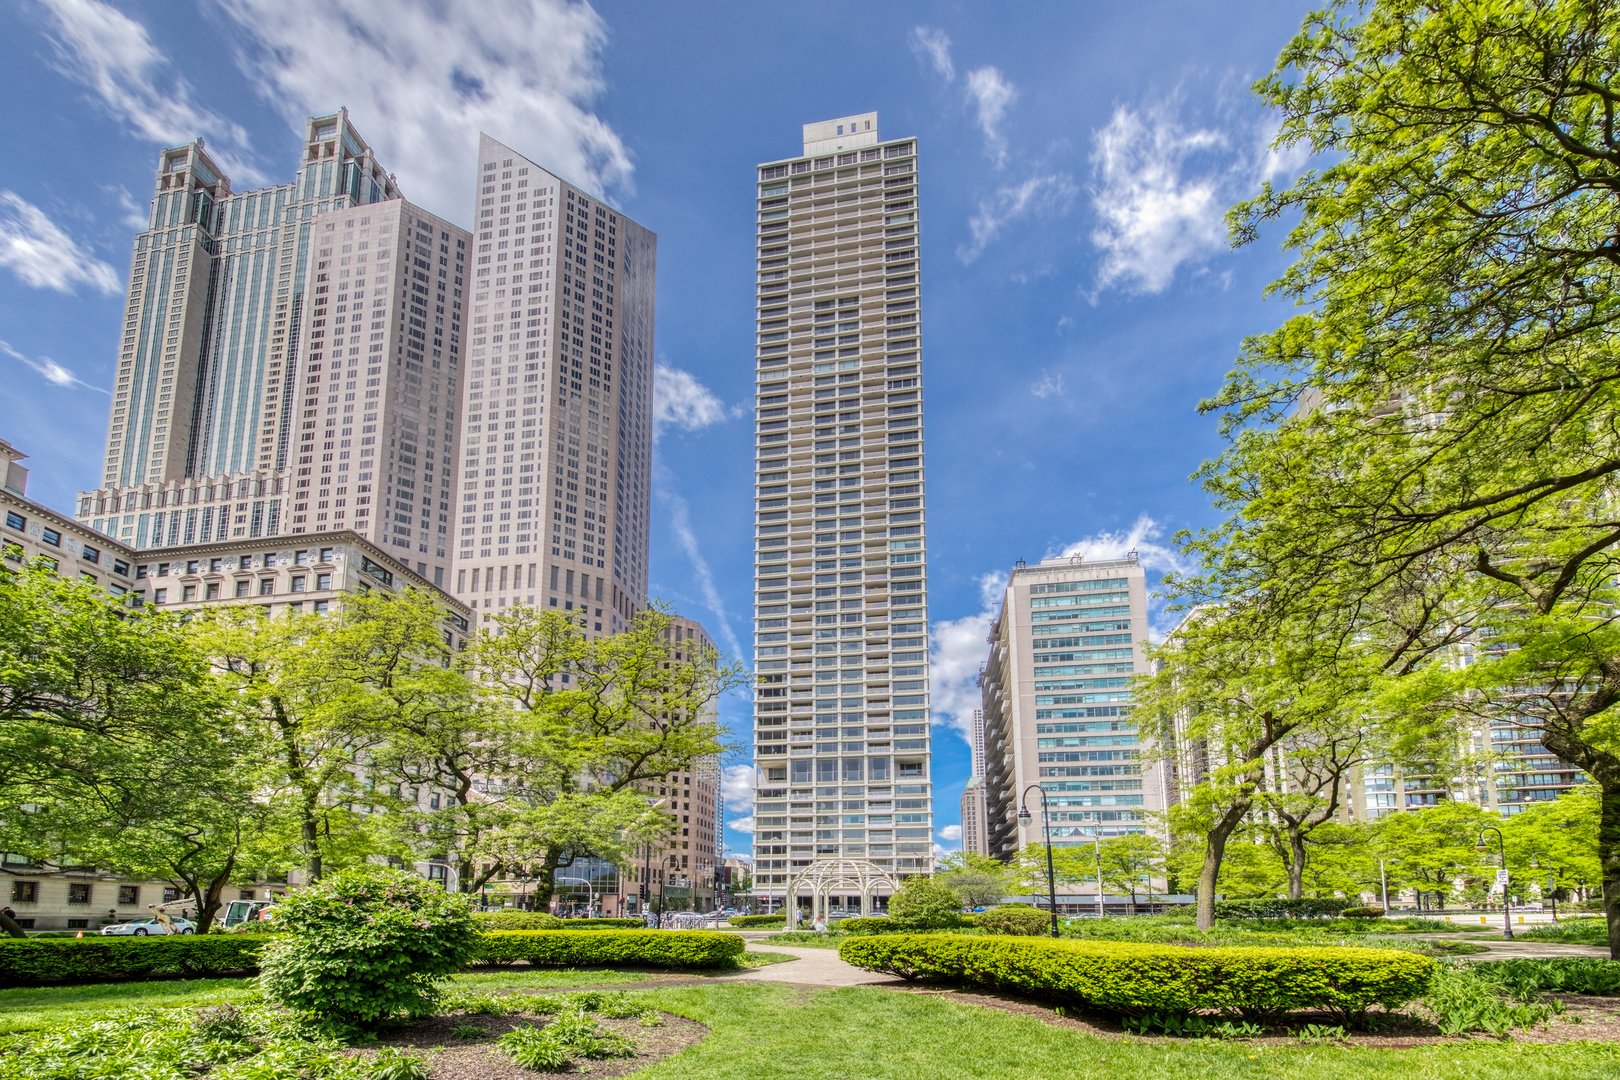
[291,577,306,592]
[162,887,181,903]
[113,560,129,576]
[260,579,274,595]
[239,889,256,901]
[118,885,140,905]
[4,512,24,531]
[319,547,334,563]
[66,918,89,929]
[9,881,37,903]
[153,588,167,604]
[82,545,100,564]
[67,883,92,905]
[205,582,221,600]
[316,573,332,590]
[235,580,250,598]
[182,584,197,601]
[313,600,329,613]
[295,551,309,566]
[40,528,61,547]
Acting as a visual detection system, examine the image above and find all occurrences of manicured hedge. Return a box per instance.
[474,912,565,931]
[1214,898,1353,920]
[838,934,1434,1022]
[559,918,645,929]
[839,917,895,934]
[726,915,786,927]
[0,935,271,986]
[972,905,1054,936]
[476,929,745,969]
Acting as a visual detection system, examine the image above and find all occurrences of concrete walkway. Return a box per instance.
[718,943,900,987]
[1416,933,1610,960]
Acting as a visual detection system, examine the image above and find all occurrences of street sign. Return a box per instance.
[1495,869,1510,885]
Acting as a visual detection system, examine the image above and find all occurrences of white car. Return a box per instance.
[100,917,195,936]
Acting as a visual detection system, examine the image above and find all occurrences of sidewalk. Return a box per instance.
[1418,933,1610,960]
[718,943,902,987]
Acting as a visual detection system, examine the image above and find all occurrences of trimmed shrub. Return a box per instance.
[258,866,483,1026]
[839,917,896,934]
[1214,898,1353,920]
[477,929,744,968]
[972,904,1054,936]
[726,915,786,928]
[559,918,645,929]
[887,876,969,929]
[0,935,269,987]
[838,934,1434,1023]
[1340,907,1386,920]
[474,912,565,931]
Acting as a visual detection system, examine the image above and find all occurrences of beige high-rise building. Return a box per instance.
[77,111,470,590]
[749,113,932,905]
[452,135,655,632]
[960,776,989,858]
[978,554,1171,861]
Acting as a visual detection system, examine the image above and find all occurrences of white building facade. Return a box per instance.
[750,114,932,905]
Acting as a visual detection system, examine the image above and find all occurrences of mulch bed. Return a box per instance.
[898,985,1619,1047]
[350,1006,707,1079]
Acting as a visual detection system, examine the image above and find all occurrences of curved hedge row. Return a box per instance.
[838,934,1434,1022]
[472,914,645,931]
[0,935,271,986]
[477,929,744,969]
[725,915,785,928]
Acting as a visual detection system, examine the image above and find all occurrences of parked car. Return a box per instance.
[100,917,195,936]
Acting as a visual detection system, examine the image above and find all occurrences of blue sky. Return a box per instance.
[0,0,1315,862]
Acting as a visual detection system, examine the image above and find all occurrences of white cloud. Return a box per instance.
[656,483,744,662]
[39,0,255,177]
[0,192,120,294]
[1030,370,1065,399]
[730,816,755,836]
[966,66,1017,166]
[653,365,728,437]
[1,340,105,392]
[1086,97,1305,298]
[722,764,755,813]
[112,188,149,231]
[933,841,955,860]
[958,173,1076,263]
[214,0,632,216]
[1052,514,1192,577]
[909,26,954,81]
[937,824,963,842]
[930,571,1007,743]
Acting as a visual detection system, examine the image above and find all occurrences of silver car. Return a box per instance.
[100,917,195,936]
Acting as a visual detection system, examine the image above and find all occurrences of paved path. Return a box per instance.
[717,943,900,987]
[1416,933,1609,960]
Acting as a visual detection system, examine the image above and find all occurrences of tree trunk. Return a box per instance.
[0,912,26,938]
[1540,719,1620,960]
[1196,800,1251,930]
[1287,825,1306,900]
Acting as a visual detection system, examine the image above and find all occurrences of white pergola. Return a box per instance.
[783,858,899,928]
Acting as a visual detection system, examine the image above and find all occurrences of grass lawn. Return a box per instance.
[2,973,1615,1078]
[0,968,656,1035]
[627,983,1617,1080]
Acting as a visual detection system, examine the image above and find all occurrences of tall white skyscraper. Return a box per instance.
[452,136,655,631]
[77,111,470,588]
[750,114,932,905]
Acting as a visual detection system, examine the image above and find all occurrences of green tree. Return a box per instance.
[1097,834,1167,910]
[460,603,746,909]
[936,850,1015,909]
[1372,801,1494,911]
[0,564,244,931]
[1175,0,1620,955]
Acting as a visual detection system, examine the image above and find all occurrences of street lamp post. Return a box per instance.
[556,875,596,918]
[1477,826,1513,940]
[1017,784,1061,938]
[1091,836,1105,919]
[426,861,460,897]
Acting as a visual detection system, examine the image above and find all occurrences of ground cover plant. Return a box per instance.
[1517,920,1607,946]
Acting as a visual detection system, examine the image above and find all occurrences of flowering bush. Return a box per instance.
[258,866,481,1026]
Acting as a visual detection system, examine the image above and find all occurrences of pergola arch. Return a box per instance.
[783,858,899,928]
